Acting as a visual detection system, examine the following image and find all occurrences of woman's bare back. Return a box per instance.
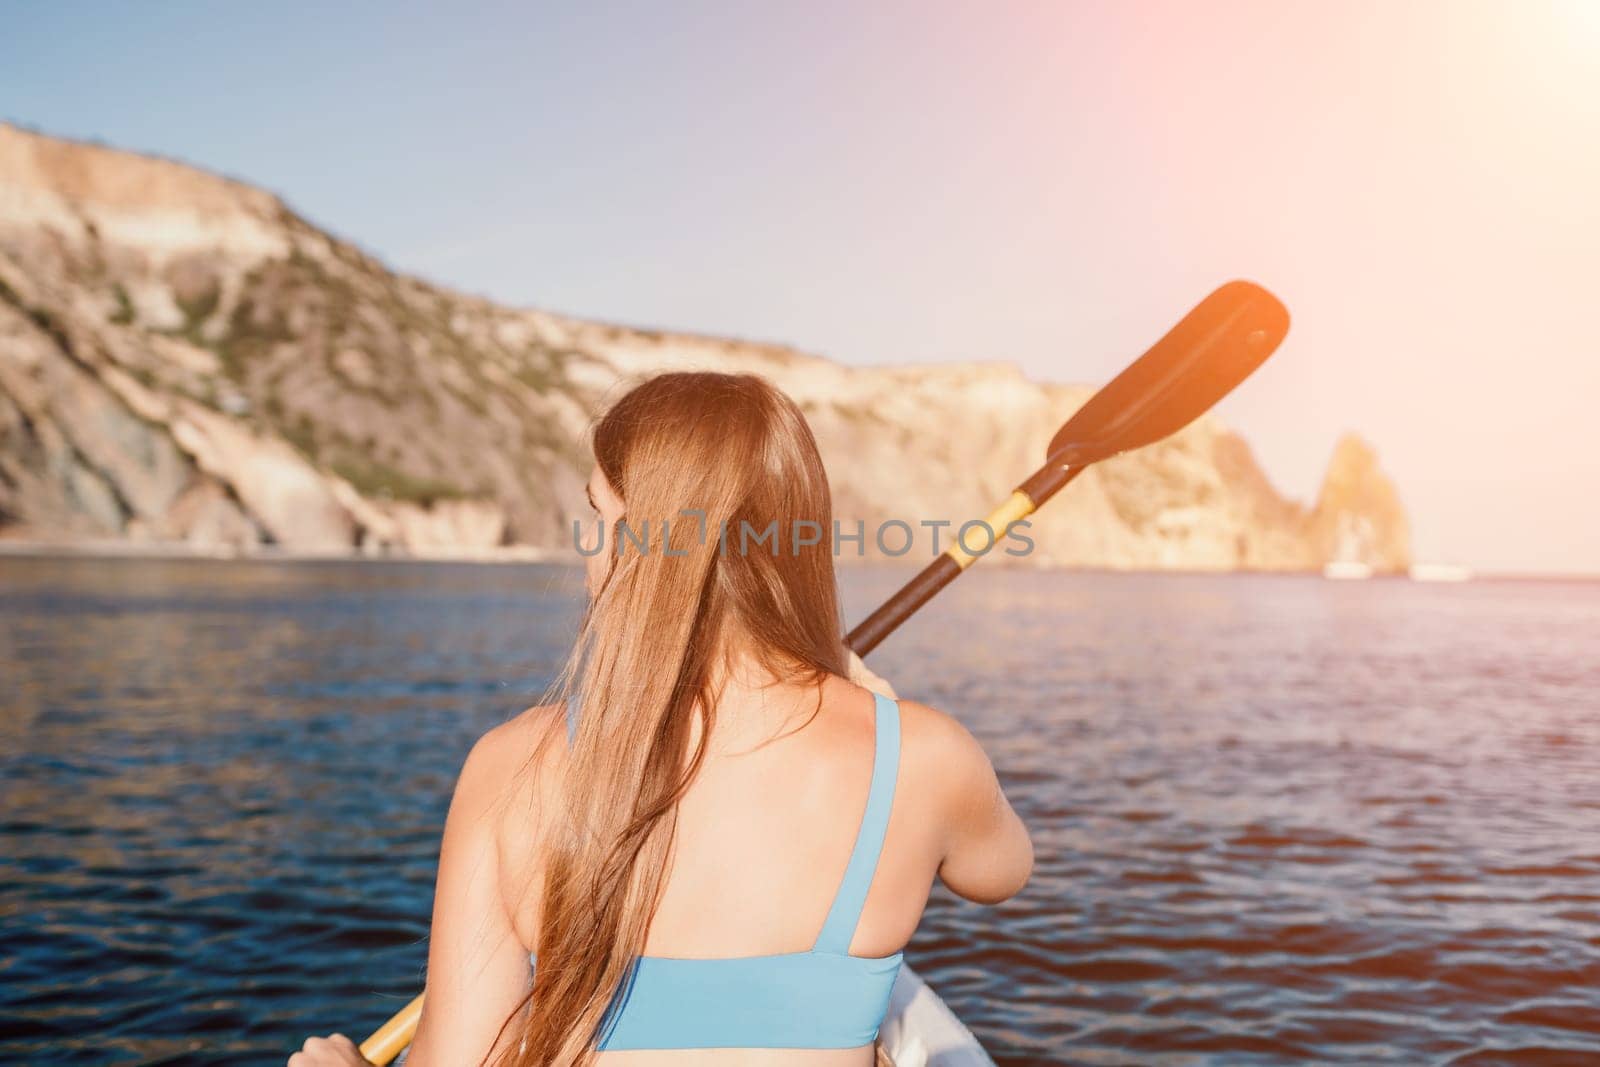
[486,671,994,1066]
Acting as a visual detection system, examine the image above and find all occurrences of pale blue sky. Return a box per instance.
[4,1,1598,572]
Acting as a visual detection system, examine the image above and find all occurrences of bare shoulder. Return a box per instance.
[895,698,997,815]
[454,703,567,815]
[897,697,989,771]
[812,681,995,819]
[477,702,566,759]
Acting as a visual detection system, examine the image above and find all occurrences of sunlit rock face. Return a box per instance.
[1308,434,1412,573]
[0,123,1408,570]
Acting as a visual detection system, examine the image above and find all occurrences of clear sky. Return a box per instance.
[4,1,1597,573]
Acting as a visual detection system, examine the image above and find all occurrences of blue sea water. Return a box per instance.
[1,556,1597,1065]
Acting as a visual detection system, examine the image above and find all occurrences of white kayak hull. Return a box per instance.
[882,964,994,1066]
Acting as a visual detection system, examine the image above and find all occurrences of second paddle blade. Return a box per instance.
[1047,280,1290,466]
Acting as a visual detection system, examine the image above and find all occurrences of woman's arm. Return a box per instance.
[906,700,1034,905]
[402,721,540,1066]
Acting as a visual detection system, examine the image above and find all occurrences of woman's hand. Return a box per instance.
[845,649,897,699]
[288,1033,371,1067]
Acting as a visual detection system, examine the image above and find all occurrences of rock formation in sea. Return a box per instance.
[0,123,1410,571]
[1308,434,1411,573]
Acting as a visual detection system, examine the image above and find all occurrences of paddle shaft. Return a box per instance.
[846,461,1082,656]
[360,993,422,1065]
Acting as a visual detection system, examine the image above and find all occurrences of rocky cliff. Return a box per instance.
[0,123,1409,571]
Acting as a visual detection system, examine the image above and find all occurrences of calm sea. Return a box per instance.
[2,556,1598,1066]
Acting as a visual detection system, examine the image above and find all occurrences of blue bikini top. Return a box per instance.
[536,690,905,1051]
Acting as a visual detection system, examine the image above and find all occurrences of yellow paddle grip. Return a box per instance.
[943,490,1037,570]
[360,993,423,1066]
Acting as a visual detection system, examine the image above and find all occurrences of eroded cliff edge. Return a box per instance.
[0,124,1409,570]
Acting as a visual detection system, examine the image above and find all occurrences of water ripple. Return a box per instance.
[3,560,1598,1064]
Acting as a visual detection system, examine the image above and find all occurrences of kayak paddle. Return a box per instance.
[846,279,1289,654]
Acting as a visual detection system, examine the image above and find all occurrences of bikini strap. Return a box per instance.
[812,691,902,955]
[565,693,579,747]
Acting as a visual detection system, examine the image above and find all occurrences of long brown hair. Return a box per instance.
[493,372,847,1065]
